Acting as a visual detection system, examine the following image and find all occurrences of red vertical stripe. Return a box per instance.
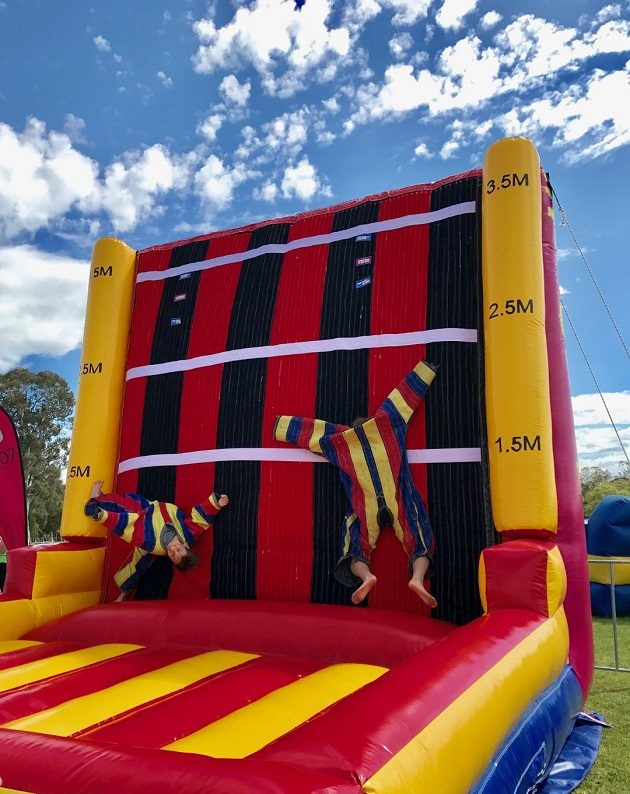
[257,213,332,601]
[368,189,432,613]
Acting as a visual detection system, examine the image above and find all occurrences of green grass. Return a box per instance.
[579,617,630,792]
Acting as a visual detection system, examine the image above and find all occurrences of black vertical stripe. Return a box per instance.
[135,240,207,599]
[426,175,496,625]
[211,222,291,599]
[134,556,173,602]
[312,202,380,605]
[138,241,207,501]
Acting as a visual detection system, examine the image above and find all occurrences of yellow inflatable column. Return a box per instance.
[60,238,136,540]
[482,138,557,533]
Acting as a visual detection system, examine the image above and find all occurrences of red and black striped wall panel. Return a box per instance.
[108,174,490,623]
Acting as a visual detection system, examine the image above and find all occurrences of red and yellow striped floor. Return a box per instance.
[0,639,387,757]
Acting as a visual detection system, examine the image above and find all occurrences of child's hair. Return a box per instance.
[174,549,199,572]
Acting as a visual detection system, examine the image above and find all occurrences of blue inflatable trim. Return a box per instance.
[539,711,606,793]
[471,666,584,793]
[590,582,630,617]
[586,495,630,556]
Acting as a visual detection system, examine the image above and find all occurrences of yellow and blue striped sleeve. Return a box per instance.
[274,415,344,454]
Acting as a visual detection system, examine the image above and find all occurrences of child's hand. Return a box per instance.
[218,494,229,507]
[89,480,104,500]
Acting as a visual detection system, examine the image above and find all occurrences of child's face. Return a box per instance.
[166,537,188,564]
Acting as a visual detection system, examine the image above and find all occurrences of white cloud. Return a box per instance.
[575,426,630,471]
[435,0,481,31]
[341,0,381,33]
[219,75,251,106]
[497,61,630,162]
[63,114,87,144]
[414,142,432,157]
[389,32,414,59]
[436,34,504,105]
[90,144,191,232]
[439,117,492,159]
[93,35,111,52]
[382,0,431,27]
[235,125,261,160]
[342,12,630,164]
[93,34,122,62]
[197,112,225,142]
[322,96,340,113]
[0,119,201,237]
[440,139,460,159]
[572,392,630,471]
[192,0,352,97]
[0,118,99,239]
[53,218,102,250]
[480,11,502,30]
[592,4,622,24]
[194,155,252,210]
[495,16,630,84]
[573,392,630,427]
[254,182,279,202]
[172,220,216,236]
[315,127,336,145]
[0,246,89,372]
[157,70,173,88]
[345,37,504,129]
[236,109,313,165]
[264,109,309,155]
[281,157,327,201]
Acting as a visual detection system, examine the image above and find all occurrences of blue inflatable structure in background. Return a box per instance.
[587,495,630,617]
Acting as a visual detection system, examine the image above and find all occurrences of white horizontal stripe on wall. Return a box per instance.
[117,447,482,474]
[136,201,477,283]
[126,328,478,381]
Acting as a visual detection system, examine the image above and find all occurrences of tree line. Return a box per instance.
[0,368,73,543]
[0,366,628,543]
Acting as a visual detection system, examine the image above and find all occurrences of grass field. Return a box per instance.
[579,616,630,792]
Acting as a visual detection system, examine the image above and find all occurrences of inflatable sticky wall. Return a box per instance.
[588,495,630,616]
[0,138,595,793]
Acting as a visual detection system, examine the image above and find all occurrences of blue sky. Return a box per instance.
[0,0,629,472]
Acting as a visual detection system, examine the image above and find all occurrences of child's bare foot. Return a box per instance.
[409,579,437,608]
[352,573,377,604]
[114,592,127,602]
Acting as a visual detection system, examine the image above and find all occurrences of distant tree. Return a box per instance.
[580,466,611,500]
[0,368,74,543]
[582,473,630,518]
[617,461,630,480]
